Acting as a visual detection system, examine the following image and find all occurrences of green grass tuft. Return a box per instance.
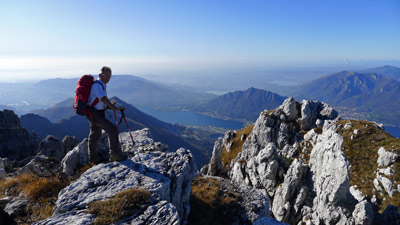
[88,188,150,225]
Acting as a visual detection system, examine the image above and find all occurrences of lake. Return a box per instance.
[137,107,245,130]
[385,126,400,138]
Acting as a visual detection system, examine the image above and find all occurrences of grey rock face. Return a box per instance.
[299,100,338,131]
[271,159,307,222]
[130,148,197,224]
[377,147,398,167]
[350,186,366,202]
[309,121,356,224]
[32,210,94,225]
[38,135,64,161]
[62,136,79,154]
[194,175,269,224]
[52,138,196,225]
[61,129,160,176]
[352,200,374,225]
[201,138,226,177]
[16,155,60,177]
[374,173,395,197]
[280,97,299,121]
[60,132,110,177]
[237,183,270,222]
[5,198,28,218]
[205,98,373,225]
[300,100,319,131]
[126,201,180,225]
[0,110,40,160]
[55,161,167,214]
[319,102,338,120]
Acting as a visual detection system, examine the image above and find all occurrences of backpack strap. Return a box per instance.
[90,81,105,108]
[93,80,105,91]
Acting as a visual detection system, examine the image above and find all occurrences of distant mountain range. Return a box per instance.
[194,87,286,122]
[21,97,216,166]
[357,65,400,81]
[9,65,400,138]
[0,75,215,114]
[295,70,400,125]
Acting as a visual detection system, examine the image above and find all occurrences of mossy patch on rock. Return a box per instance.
[221,124,254,171]
[337,120,400,212]
[188,176,241,225]
[88,188,150,225]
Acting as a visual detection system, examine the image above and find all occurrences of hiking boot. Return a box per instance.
[110,152,127,162]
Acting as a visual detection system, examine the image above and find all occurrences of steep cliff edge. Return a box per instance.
[0,110,40,161]
[202,97,400,225]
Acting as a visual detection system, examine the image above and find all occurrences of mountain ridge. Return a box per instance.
[194,87,286,122]
[295,71,400,125]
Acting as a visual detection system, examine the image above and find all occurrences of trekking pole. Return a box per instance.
[113,111,120,133]
[121,109,135,145]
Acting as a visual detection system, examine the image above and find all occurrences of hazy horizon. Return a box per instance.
[1,0,399,82]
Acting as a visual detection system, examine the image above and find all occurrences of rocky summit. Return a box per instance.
[28,128,196,225]
[202,97,400,225]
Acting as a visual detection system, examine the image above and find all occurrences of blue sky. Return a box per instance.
[0,0,399,81]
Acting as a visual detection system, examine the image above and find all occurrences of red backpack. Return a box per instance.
[73,75,104,116]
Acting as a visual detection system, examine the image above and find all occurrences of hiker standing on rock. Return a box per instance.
[87,66,127,163]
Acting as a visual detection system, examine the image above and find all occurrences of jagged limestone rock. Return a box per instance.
[38,135,64,161]
[16,155,59,177]
[61,128,152,176]
[201,137,226,177]
[377,147,398,167]
[280,143,299,159]
[352,200,374,225]
[309,120,356,224]
[60,134,109,177]
[280,97,299,121]
[4,198,28,218]
[223,131,235,153]
[300,100,319,131]
[350,186,366,202]
[62,136,79,155]
[130,148,197,224]
[52,138,196,225]
[124,201,180,225]
[299,100,338,131]
[319,102,338,120]
[32,210,94,225]
[194,175,270,224]
[230,143,279,195]
[375,173,395,197]
[0,110,40,161]
[271,159,307,222]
